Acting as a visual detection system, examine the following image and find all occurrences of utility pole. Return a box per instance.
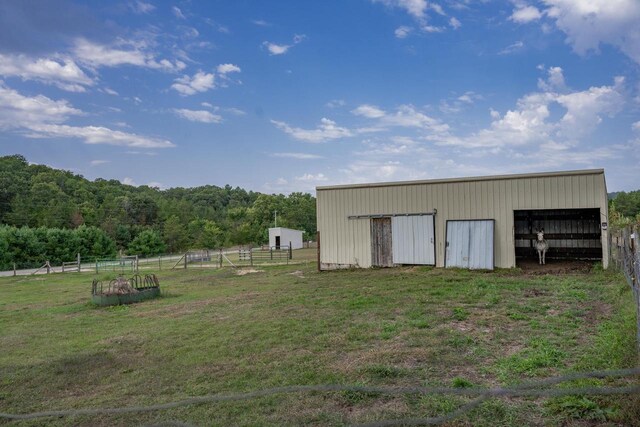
[274,210,277,227]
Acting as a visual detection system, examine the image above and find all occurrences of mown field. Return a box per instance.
[0,251,638,426]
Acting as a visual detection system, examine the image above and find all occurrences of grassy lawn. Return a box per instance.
[0,252,637,426]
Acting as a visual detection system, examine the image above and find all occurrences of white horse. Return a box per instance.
[535,229,549,265]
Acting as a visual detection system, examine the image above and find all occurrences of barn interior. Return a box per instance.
[514,208,603,266]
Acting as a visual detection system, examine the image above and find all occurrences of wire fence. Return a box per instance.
[0,246,315,277]
[1,368,639,424]
[609,225,639,349]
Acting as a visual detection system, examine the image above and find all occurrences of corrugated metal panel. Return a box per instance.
[446,220,494,270]
[391,216,435,265]
[317,170,608,269]
[446,221,470,268]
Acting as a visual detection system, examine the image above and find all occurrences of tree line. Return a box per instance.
[609,190,640,229]
[0,155,316,268]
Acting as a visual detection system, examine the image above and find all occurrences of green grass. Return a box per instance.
[0,255,637,426]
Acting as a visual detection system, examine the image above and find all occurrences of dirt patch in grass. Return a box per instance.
[288,270,305,278]
[517,259,595,275]
[582,300,613,326]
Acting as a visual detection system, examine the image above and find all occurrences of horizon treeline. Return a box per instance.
[0,155,316,267]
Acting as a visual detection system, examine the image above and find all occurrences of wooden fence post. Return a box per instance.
[77,253,81,273]
[13,263,16,277]
[184,253,188,269]
[159,255,162,271]
[135,255,139,273]
[46,261,50,274]
[289,241,292,260]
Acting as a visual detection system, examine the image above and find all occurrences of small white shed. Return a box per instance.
[269,227,304,250]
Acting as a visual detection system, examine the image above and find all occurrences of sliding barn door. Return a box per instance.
[391,216,435,265]
[371,218,393,267]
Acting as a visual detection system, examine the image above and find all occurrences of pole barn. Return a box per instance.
[316,169,609,270]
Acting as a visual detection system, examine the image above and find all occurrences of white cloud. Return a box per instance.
[173,108,222,123]
[342,159,405,183]
[252,19,271,26]
[263,42,291,55]
[395,26,413,38]
[353,104,450,133]
[171,71,215,95]
[73,38,186,72]
[103,87,119,96]
[0,54,94,92]
[542,0,640,65]
[373,0,452,35]
[352,104,386,119]
[216,63,241,74]
[0,82,83,127]
[172,6,186,19]
[421,25,445,33]
[510,5,542,23]
[537,66,566,91]
[122,177,137,186]
[225,107,246,115]
[449,17,462,29]
[439,91,482,114]
[457,91,482,103]
[373,0,429,20]
[498,41,524,55]
[555,76,625,139]
[633,121,640,132]
[296,173,328,182]
[326,99,346,108]
[432,72,625,148]
[0,83,174,148]
[201,102,213,108]
[130,1,155,14]
[272,152,324,159]
[90,159,110,166]
[26,124,175,148]
[262,34,306,56]
[271,118,354,143]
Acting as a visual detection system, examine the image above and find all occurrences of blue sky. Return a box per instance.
[0,0,639,193]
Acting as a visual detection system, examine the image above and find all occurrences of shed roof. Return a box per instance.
[316,169,605,191]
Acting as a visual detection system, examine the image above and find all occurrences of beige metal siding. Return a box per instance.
[317,170,608,269]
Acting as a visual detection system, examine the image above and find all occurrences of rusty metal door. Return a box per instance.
[371,217,393,267]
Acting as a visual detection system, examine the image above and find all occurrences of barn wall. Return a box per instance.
[317,170,608,269]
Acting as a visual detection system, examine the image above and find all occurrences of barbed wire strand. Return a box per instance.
[1,367,639,423]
